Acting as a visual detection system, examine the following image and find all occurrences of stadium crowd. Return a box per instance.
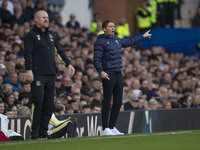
[0,0,200,119]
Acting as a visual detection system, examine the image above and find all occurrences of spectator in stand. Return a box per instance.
[190,95,200,108]
[170,79,180,92]
[13,90,20,106]
[71,92,81,103]
[20,81,31,94]
[72,79,82,91]
[73,57,84,72]
[12,42,24,58]
[131,78,141,91]
[183,95,193,108]
[42,0,55,21]
[158,86,168,102]
[12,4,29,25]
[2,84,12,96]
[80,87,90,103]
[17,69,27,84]
[141,79,158,101]
[162,101,172,109]
[55,15,64,27]
[23,0,35,20]
[3,91,15,106]
[54,100,65,115]
[73,69,83,81]
[148,98,158,110]
[56,93,68,106]
[65,104,74,114]
[137,98,144,110]
[68,99,80,113]
[81,104,91,113]
[55,76,62,97]
[5,61,15,77]
[10,104,17,117]
[66,13,80,30]
[17,105,31,116]
[34,0,43,11]
[4,106,14,117]
[90,78,102,92]
[6,51,17,62]
[60,75,72,96]
[168,94,180,108]
[3,71,21,91]
[18,91,30,107]
[192,7,200,27]
[91,99,102,113]
[161,72,172,85]
[0,0,13,25]
[124,95,139,110]
[79,100,87,111]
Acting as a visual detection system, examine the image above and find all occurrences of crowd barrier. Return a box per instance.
[1,108,200,140]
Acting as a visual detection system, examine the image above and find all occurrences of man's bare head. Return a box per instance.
[34,10,49,31]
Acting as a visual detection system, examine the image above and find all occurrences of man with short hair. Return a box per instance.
[93,20,151,135]
[3,72,21,91]
[24,10,75,139]
[2,84,12,95]
[60,75,72,96]
[17,69,27,84]
[21,81,31,93]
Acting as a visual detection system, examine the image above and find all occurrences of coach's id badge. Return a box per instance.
[36,35,40,40]
[36,81,41,86]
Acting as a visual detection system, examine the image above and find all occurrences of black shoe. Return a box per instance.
[38,134,47,139]
[31,135,38,140]
[30,132,38,140]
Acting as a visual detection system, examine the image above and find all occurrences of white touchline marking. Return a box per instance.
[0,131,195,146]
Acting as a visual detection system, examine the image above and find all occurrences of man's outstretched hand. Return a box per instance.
[143,30,152,39]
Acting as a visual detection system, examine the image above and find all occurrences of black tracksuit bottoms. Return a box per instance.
[102,72,123,130]
[31,74,56,139]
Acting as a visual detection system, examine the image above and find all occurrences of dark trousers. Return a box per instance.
[166,2,175,27]
[157,3,167,27]
[102,73,123,130]
[31,75,56,139]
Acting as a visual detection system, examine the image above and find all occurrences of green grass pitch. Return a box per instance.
[0,130,200,150]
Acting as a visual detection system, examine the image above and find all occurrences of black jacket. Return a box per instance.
[93,34,144,74]
[24,25,71,75]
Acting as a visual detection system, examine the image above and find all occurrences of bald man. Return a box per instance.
[24,10,75,140]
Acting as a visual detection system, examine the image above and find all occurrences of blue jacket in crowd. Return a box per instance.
[93,34,144,74]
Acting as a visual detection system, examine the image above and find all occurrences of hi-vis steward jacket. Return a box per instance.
[135,7,151,29]
[24,25,71,75]
[93,34,144,74]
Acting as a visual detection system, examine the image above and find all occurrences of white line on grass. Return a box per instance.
[0,130,194,146]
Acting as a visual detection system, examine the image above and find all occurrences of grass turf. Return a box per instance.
[0,130,200,150]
